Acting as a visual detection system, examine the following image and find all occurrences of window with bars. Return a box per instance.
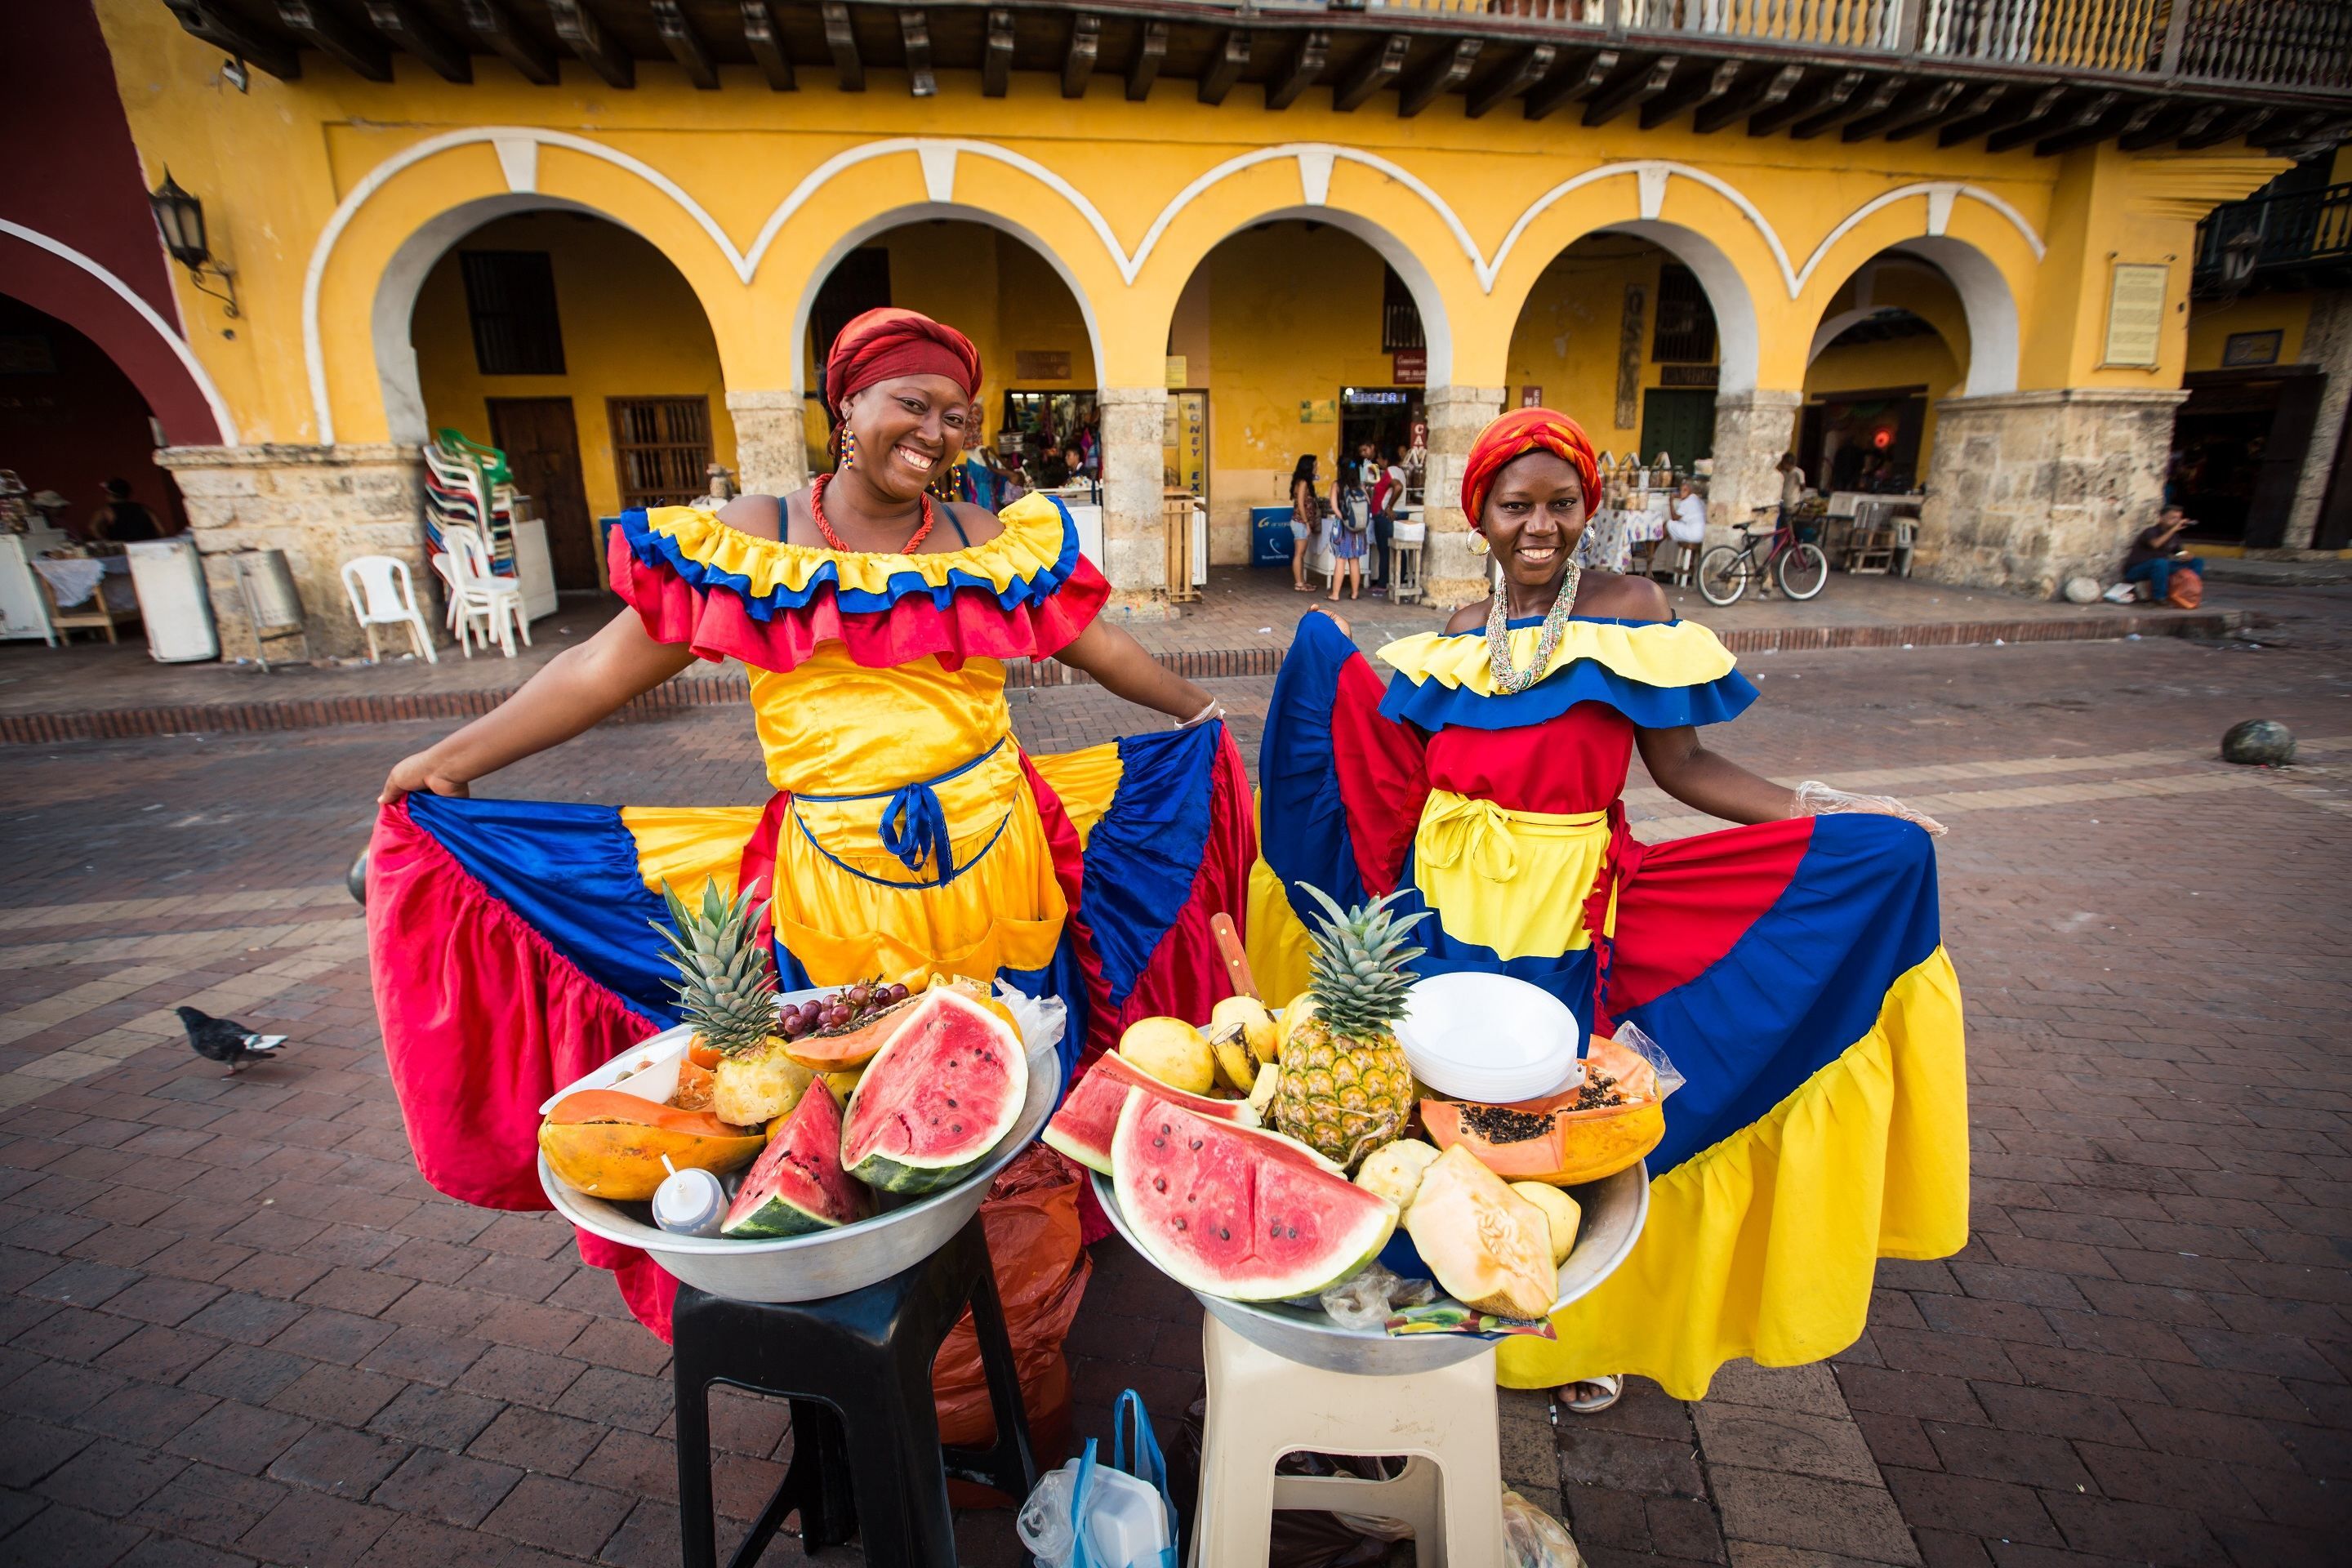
[1382,265,1425,354]
[461,252,565,376]
[608,396,713,510]
[1651,264,1718,365]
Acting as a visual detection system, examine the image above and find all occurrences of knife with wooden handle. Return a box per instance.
[1209,912,1258,1001]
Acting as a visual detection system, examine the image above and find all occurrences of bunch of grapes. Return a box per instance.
[776,979,913,1040]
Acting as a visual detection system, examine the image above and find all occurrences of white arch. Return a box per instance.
[1890,238,2019,396]
[789,203,1110,402]
[368,194,622,447]
[1490,162,1800,297]
[1793,183,2046,294]
[1584,219,1762,396]
[0,218,239,445]
[1203,205,1455,385]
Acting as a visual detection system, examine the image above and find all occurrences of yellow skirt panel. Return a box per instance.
[1029,742,1125,851]
[621,807,767,902]
[1411,791,1607,961]
[1245,854,1316,1011]
[1498,947,1968,1400]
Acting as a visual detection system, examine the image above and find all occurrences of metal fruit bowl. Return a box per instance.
[1092,1161,1649,1374]
[541,1008,1062,1304]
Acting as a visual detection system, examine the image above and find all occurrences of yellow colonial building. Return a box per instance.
[10,1,2349,655]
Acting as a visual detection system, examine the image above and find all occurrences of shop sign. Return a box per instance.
[1521,385,1543,408]
[1392,349,1426,385]
[2100,263,2168,369]
[2221,331,2281,368]
[1014,350,1071,381]
[1165,354,1188,387]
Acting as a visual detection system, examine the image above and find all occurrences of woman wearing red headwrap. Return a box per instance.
[1250,407,1965,1413]
[365,310,1256,1364]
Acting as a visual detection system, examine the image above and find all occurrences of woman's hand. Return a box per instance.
[379,752,470,805]
[1792,781,1947,835]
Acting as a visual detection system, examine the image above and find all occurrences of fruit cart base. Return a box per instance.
[1190,1311,1508,1567]
[671,1214,1040,1567]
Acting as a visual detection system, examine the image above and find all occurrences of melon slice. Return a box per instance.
[538,1090,766,1201]
[1111,1088,1397,1302]
[1044,1051,1258,1175]
[839,987,1027,1195]
[720,1082,871,1238]
[1405,1145,1557,1320]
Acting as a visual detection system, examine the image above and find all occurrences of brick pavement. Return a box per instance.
[0,610,2347,1566]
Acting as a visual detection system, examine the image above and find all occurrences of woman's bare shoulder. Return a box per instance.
[1576,571,1671,621]
[1442,599,1491,635]
[935,500,1006,550]
[715,492,788,541]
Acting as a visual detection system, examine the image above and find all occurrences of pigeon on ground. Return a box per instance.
[177,1006,289,1075]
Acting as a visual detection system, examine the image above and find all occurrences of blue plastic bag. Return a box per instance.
[1020,1391,1179,1568]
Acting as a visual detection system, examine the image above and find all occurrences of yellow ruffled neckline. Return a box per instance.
[638,491,1073,599]
[1380,619,1739,696]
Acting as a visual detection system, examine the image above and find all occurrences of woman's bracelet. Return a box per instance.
[1175,696,1225,730]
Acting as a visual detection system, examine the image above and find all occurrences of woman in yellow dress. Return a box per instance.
[368,310,1255,1330]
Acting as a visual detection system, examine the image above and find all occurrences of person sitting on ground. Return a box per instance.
[88,479,162,543]
[2123,506,2203,604]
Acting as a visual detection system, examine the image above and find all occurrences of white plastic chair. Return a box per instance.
[339,556,438,665]
[442,526,529,658]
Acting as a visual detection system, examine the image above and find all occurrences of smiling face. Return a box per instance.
[1479,448,1588,595]
[840,373,973,501]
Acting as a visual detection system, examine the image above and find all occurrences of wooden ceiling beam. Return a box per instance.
[1465,44,1556,120]
[1267,30,1331,111]
[652,0,717,89]
[1198,30,1250,107]
[1749,69,1858,136]
[1400,38,1482,118]
[982,8,1013,97]
[1693,63,1801,134]
[547,0,630,89]
[2180,105,2271,149]
[1126,20,1165,102]
[1584,55,1678,128]
[1334,34,1409,114]
[741,2,795,90]
[1792,71,1899,138]
[462,0,555,86]
[1886,80,2000,142]
[2038,96,2161,156]
[2119,102,2216,151]
[1525,48,1615,121]
[1642,58,1741,131]
[822,2,863,91]
[1939,83,2065,147]
[1842,78,1963,142]
[1062,14,1099,98]
[1986,89,2117,154]
[277,1,392,82]
[163,1,302,80]
[899,7,936,97]
[363,2,469,83]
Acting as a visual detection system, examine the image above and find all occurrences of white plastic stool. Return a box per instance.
[1187,1312,1505,1568]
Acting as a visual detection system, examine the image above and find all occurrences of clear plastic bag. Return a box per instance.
[1610,1021,1685,1102]
[1503,1490,1586,1567]
[1793,779,1947,837]
[1016,1391,1178,1568]
[1317,1263,1432,1330]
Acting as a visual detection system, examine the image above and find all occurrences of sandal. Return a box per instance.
[1552,1375,1623,1417]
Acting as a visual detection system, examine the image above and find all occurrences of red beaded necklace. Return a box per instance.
[808,472,938,555]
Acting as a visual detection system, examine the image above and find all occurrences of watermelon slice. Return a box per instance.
[721,1083,871,1239]
[839,987,1027,1195]
[1044,1051,1258,1175]
[1111,1088,1397,1301]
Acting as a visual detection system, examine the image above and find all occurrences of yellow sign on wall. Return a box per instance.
[1165,355,1188,388]
[2101,264,2168,369]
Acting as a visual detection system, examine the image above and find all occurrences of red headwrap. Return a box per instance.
[1460,407,1601,529]
[822,308,983,424]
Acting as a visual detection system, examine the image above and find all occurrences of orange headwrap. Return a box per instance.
[822,308,983,425]
[1460,408,1601,529]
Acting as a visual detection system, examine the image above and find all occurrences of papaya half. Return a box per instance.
[538,1089,765,1200]
[1419,1036,1665,1187]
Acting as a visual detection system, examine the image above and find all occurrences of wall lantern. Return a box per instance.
[2216,229,2261,295]
[149,169,239,318]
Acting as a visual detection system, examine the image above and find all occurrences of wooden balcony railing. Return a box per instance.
[2194,181,2352,289]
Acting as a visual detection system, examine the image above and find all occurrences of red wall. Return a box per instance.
[0,2,225,445]
[0,296,187,536]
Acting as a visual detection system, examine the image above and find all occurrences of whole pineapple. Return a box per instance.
[1273,885,1428,1173]
[653,880,809,1129]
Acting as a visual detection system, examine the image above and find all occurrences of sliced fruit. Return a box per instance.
[1210,996,1280,1069]
[778,988,920,1071]
[1119,1016,1217,1096]
[538,1089,764,1201]
[710,1040,814,1129]
[722,1083,871,1238]
[1355,1138,1442,1209]
[1406,1145,1557,1320]
[839,986,1027,1194]
[1419,1036,1665,1186]
[1246,1062,1281,1120]
[1042,1050,1257,1175]
[1512,1182,1582,1266]
[1111,1088,1397,1302]
[1208,1022,1261,1095]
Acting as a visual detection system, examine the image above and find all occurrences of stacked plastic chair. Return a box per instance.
[421,429,521,576]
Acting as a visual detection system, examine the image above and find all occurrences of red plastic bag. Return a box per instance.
[937,1146,1092,1501]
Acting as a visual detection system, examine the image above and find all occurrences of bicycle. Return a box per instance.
[1697,506,1828,606]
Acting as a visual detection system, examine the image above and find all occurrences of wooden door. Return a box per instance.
[488,397,596,591]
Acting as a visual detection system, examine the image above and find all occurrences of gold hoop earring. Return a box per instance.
[1468,530,1490,557]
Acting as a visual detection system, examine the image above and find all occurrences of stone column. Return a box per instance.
[1706,390,1802,547]
[725,390,810,497]
[1419,384,1505,609]
[2283,291,2352,550]
[1913,388,2186,597]
[1096,385,1169,612]
[157,443,431,662]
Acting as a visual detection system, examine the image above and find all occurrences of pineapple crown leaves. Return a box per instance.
[650,879,779,1054]
[1296,884,1427,1037]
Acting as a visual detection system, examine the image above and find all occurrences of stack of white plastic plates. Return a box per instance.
[1394,971,1582,1103]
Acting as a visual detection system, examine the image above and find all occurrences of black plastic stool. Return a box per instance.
[671,1214,1040,1566]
